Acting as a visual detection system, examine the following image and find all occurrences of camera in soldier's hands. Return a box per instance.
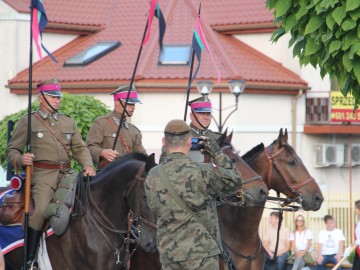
[190,137,205,150]
[198,137,222,157]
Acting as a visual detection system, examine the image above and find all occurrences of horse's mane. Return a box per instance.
[94,152,148,179]
[242,143,264,163]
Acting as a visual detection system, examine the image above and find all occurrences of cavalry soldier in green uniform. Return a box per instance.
[145,119,242,270]
[5,78,96,269]
[159,96,220,163]
[188,96,221,140]
[86,84,147,168]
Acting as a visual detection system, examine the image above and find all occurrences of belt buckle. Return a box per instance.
[59,162,69,170]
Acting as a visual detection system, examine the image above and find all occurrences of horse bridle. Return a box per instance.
[264,143,315,202]
[73,164,156,269]
[217,145,263,207]
[132,164,157,230]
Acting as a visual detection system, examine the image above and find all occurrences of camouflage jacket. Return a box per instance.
[145,152,242,264]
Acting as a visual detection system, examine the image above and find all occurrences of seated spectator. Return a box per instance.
[263,211,290,270]
[353,200,360,270]
[289,214,313,270]
[316,215,345,270]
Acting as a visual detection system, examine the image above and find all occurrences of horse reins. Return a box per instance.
[264,144,315,201]
[134,164,157,230]
[222,239,263,270]
[217,145,264,207]
[73,164,156,270]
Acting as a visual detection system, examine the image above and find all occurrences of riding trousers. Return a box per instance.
[30,170,67,230]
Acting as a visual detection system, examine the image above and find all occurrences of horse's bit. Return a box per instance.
[264,144,315,203]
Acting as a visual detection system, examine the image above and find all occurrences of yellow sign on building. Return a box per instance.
[330,91,360,122]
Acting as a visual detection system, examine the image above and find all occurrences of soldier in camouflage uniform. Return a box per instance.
[159,96,220,162]
[145,119,242,270]
[6,78,96,269]
[86,85,147,168]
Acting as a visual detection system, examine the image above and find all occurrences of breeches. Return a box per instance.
[162,256,219,270]
[30,181,56,230]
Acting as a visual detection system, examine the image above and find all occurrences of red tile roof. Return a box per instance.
[3,0,109,28]
[203,0,274,27]
[7,0,306,95]
[3,0,28,14]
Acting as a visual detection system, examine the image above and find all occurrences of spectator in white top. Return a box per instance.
[353,199,360,270]
[289,214,313,270]
[316,215,345,270]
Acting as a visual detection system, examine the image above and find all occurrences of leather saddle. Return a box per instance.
[0,191,35,226]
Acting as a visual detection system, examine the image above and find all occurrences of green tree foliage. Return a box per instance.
[0,93,110,172]
[267,0,360,109]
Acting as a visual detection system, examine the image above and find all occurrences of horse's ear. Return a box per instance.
[224,130,233,145]
[145,153,157,173]
[217,128,228,146]
[277,128,288,146]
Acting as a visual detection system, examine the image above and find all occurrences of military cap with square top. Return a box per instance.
[37,78,62,97]
[188,96,212,113]
[110,84,142,104]
[164,119,191,135]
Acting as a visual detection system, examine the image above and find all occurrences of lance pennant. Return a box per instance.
[31,0,58,63]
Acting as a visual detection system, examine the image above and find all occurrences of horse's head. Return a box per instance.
[124,154,157,253]
[264,128,324,211]
[216,130,268,206]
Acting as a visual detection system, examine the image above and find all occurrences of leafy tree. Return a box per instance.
[267,0,360,109]
[0,93,110,172]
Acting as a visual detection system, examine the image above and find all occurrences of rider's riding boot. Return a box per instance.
[24,227,42,270]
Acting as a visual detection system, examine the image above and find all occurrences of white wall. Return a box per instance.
[235,33,331,93]
[0,2,77,120]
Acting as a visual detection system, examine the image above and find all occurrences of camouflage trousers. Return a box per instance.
[162,256,220,270]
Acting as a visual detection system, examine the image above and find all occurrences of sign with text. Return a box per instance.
[330,91,360,122]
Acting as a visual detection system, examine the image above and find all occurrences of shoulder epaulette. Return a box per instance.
[129,123,141,133]
[58,113,72,118]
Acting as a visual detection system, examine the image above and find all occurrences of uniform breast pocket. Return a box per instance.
[32,128,48,141]
[61,128,75,143]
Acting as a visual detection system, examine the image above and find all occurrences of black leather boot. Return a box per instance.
[24,227,42,270]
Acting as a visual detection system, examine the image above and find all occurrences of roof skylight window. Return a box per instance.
[64,41,121,66]
[158,45,192,66]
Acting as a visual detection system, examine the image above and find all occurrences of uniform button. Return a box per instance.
[51,123,55,126]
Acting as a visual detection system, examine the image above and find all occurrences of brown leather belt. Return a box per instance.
[33,161,71,170]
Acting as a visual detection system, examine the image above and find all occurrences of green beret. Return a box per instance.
[164,119,190,135]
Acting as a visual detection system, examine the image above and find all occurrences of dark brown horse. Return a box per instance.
[217,129,324,270]
[4,153,158,270]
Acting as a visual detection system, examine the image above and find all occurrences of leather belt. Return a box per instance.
[33,161,71,170]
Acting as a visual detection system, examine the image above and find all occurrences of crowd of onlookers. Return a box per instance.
[262,200,360,270]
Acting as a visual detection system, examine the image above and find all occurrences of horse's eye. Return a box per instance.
[288,160,296,166]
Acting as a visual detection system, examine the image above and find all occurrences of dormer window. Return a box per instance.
[64,41,121,66]
[158,45,192,66]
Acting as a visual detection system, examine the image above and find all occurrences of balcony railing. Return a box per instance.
[306,97,330,123]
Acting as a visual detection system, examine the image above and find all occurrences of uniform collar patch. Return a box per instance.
[38,110,59,121]
[191,127,208,136]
